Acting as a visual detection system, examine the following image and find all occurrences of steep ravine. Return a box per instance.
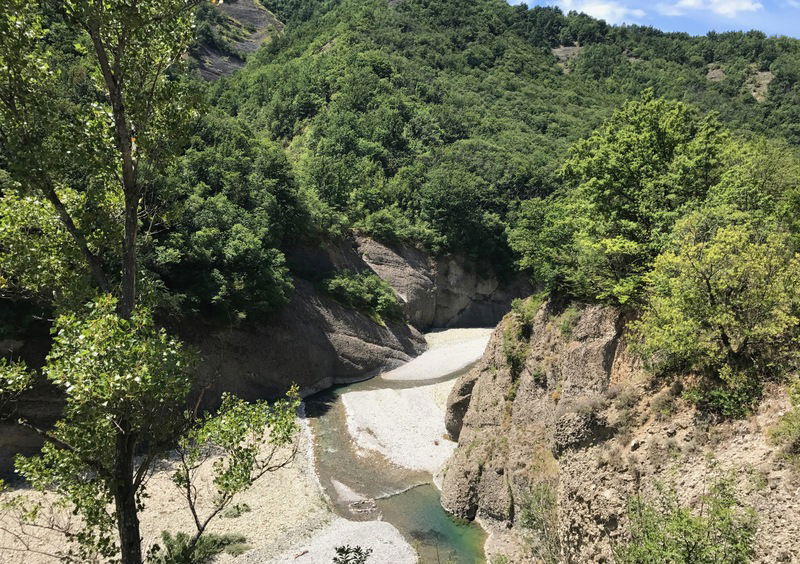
[187,234,531,405]
[1,235,529,474]
[441,300,800,563]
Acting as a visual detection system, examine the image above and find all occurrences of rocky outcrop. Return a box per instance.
[440,299,800,563]
[196,0,283,80]
[187,278,426,403]
[356,236,531,330]
[190,235,528,402]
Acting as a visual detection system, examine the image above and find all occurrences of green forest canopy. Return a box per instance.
[1,0,799,325]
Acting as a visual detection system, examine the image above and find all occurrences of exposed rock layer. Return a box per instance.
[441,300,800,563]
[356,236,531,330]
[191,235,529,403]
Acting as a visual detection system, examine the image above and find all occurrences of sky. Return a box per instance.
[510,0,800,37]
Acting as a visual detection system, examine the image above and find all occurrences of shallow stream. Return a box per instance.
[306,329,489,563]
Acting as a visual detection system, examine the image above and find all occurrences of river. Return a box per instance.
[306,328,492,563]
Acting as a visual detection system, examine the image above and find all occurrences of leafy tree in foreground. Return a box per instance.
[0,0,200,559]
[635,208,800,416]
[0,298,300,562]
[0,2,301,563]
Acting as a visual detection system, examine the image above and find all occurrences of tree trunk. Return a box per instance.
[114,431,143,564]
[120,188,138,320]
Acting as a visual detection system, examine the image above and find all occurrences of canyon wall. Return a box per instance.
[441,299,800,563]
[1,235,529,474]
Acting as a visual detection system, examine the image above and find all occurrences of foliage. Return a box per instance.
[558,306,582,338]
[333,545,373,564]
[502,324,526,380]
[7,297,193,560]
[215,0,800,273]
[518,480,561,564]
[510,93,728,305]
[321,270,404,323]
[510,295,544,340]
[172,387,301,553]
[149,111,301,320]
[771,378,800,462]
[355,206,444,252]
[616,476,757,563]
[635,208,800,416]
[0,358,33,417]
[148,531,249,564]
[1,297,300,561]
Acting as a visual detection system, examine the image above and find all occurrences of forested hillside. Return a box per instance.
[3,0,800,328]
[213,0,800,267]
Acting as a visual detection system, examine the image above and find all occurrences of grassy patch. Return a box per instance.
[558,305,582,338]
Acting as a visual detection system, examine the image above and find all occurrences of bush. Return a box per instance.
[321,270,404,323]
[518,480,561,564]
[558,305,582,338]
[771,379,800,461]
[333,545,372,564]
[149,532,249,564]
[355,206,444,252]
[511,293,546,339]
[502,325,527,379]
[616,476,757,563]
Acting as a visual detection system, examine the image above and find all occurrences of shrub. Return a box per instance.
[635,209,800,417]
[333,545,373,564]
[321,270,404,323]
[519,480,561,564]
[558,305,581,338]
[355,206,444,252]
[502,325,527,379]
[616,476,757,563]
[149,532,249,564]
[771,379,800,461]
[222,503,251,518]
[511,293,546,339]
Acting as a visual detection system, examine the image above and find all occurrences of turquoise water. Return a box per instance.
[377,484,487,563]
[307,374,486,564]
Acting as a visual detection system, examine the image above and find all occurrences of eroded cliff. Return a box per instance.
[441,299,800,563]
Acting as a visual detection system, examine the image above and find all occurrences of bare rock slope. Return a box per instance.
[441,300,800,563]
[356,235,531,330]
[196,0,283,80]
[191,235,529,403]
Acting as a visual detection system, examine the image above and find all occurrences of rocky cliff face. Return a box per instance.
[190,235,530,402]
[441,299,800,563]
[2,235,526,473]
[188,277,427,403]
[196,0,283,80]
[356,236,532,331]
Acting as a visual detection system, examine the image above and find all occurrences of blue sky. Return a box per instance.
[510,1,800,37]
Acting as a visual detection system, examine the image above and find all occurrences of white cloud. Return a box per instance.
[657,0,764,18]
[555,0,646,23]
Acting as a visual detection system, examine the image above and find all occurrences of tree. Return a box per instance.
[0,2,255,562]
[9,297,193,561]
[510,93,729,305]
[149,111,300,321]
[0,0,200,316]
[635,208,800,416]
[0,297,301,562]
